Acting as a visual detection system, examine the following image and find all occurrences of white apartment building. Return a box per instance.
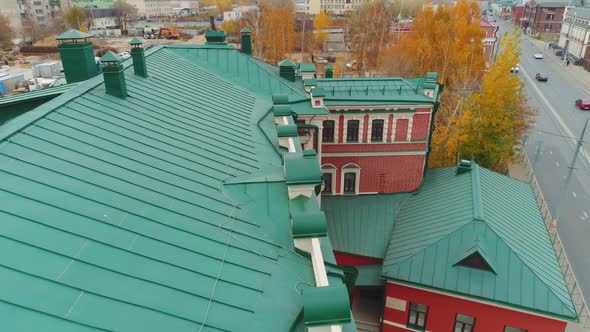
[223,5,257,21]
[558,6,590,60]
[130,0,197,18]
[295,0,366,16]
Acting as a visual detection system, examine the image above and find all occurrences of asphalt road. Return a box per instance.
[496,20,590,305]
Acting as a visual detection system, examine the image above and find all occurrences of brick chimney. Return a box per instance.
[56,29,99,83]
[129,37,148,78]
[100,51,127,98]
[241,28,252,55]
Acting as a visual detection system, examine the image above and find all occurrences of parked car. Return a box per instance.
[534,52,544,59]
[510,64,519,73]
[326,55,336,63]
[575,99,590,110]
[535,73,548,82]
[555,50,564,57]
[118,51,131,59]
[345,60,357,69]
[315,57,328,64]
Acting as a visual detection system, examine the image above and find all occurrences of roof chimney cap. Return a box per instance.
[457,159,472,174]
[56,29,93,43]
[100,51,122,65]
[241,27,252,33]
[278,59,296,67]
[129,37,143,46]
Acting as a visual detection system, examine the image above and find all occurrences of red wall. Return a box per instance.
[322,155,425,193]
[334,252,383,265]
[323,143,427,153]
[383,282,568,332]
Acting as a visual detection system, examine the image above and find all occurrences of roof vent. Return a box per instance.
[56,29,98,83]
[241,28,252,55]
[278,59,296,82]
[325,65,334,78]
[205,31,226,44]
[456,159,472,175]
[100,51,127,98]
[303,285,351,327]
[129,37,148,78]
[310,87,325,108]
[454,246,496,274]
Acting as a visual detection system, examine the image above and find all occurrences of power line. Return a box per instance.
[529,128,578,140]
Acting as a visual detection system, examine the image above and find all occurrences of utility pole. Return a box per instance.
[554,119,588,226]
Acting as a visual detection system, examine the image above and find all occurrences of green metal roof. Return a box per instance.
[0,83,79,108]
[382,164,577,320]
[311,87,326,97]
[129,37,143,45]
[303,78,317,86]
[278,59,296,67]
[303,285,351,327]
[284,151,322,185]
[56,29,93,40]
[272,105,292,116]
[355,265,385,286]
[0,45,355,331]
[322,194,408,259]
[299,63,316,73]
[316,78,435,104]
[276,124,298,137]
[241,28,252,33]
[290,196,327,239]
[166,46,308,101]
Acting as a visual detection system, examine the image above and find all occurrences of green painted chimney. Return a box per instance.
[205,31,226,44]
[241,28,252,55]
[129,37,148,78]
[278,59,296,82]
[325,65,333,78]
[100,51,127,98]
[56,29,98,83]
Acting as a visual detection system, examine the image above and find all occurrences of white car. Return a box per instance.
[315,57,328,64]
[534,53,544,59]
[511,64,519,73]
[345,60,357,69]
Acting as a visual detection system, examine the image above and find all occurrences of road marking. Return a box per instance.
[584,211,588,218]
[520,67,590,167]
[573,192,577,198]
[556,161,560,167]
[549,150,553,155]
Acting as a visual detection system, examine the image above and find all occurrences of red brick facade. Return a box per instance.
[521,3,566,34]
[322,155,426,193]
[383,282,568,332]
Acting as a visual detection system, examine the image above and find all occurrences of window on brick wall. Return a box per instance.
[454,313,475,332]
[322,120,335,142]
[407,302,428,329]
[322,172,333,194]
[546,13,554,20]
[346,120,359,141]
[343,172,356,193]
[371,119,384,141]
[504,327,527,332]
[544,23,552,30]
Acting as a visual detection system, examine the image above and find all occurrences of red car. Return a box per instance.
[575,99,590,110]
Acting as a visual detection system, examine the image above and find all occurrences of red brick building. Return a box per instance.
[520,0,569,34]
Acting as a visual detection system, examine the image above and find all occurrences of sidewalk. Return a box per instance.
[527,36,590,95]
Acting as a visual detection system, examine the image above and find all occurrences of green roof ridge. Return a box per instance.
[278,59,295,67]
[471,163,485,221]
[129,37,142,45]
[56,29,93,40]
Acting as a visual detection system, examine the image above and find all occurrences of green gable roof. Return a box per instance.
[299,63,316,73]
[56,29,93,40]
[323,194,408,259]
[241,27,252,33]
[382,164,577,320]
[0,45,355,331]
[278,59,296,67]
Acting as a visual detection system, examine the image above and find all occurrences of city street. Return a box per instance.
[497,20,590,305]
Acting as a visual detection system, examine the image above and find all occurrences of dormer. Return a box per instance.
[310,87,325,108]
[298,63,317,80]
[303,78,317,93]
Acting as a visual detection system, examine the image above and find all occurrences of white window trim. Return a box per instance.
[321,164,337,195]
[368,115,387,143]
[393,115,414,142]
[344,116,362,143]
[341,163,361,195]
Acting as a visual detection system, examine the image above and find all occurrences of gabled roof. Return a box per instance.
[382,163,577,320]
[0,45,354,331]
[0,83,79,108]
[56,29,93,40]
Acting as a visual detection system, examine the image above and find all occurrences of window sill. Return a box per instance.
[405,325,426,332]
[342,192,357,195]
[346,140,359,143]
[322,140,335,143]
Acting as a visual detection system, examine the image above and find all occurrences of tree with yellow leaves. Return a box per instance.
[313,12,332,51]
[252,4,297,64]
[448,29,535,171]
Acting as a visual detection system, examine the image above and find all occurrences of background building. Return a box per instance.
[223,5,257,21]
[558,6,590,61]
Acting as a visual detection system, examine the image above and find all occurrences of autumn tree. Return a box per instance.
[65,7,87,31]
[113,0,138,32]
[349,0,395,70]
[447,29,534,171]
[245,4,296,64]
[313,12,332,51]
[0,14,14,48]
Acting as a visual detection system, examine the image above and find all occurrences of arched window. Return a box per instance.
[341,163,361,195]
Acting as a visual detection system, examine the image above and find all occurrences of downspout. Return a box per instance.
[297,123,320,152]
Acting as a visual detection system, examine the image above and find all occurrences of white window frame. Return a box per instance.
[367,115,387,143]
[321,163,337,195]
[340,163,361,195]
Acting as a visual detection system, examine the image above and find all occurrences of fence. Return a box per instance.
[520,150,590,329]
